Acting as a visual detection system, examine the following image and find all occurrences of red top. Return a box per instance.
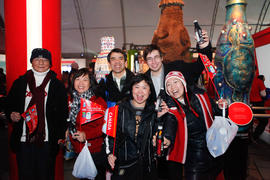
[70,96,107,153]
[250,77,266,102]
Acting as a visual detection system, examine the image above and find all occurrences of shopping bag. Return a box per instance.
[64,135,76,160]
[72,141,97,179]
[206,116,238,158]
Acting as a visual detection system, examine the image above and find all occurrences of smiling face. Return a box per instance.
[32,57,51,72]
[109,52,126,75]
[166,77,185,100]
[132,80,151,108]
[74,74,90,94]
[145,50,163,74]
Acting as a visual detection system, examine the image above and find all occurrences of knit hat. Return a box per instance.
[165,71,199,117]
[30,48,52,65]
[165,71,187,95]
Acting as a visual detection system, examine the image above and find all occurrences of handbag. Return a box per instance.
[72,140,97,179]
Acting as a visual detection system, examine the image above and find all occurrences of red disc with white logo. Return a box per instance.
[228,102,253,126]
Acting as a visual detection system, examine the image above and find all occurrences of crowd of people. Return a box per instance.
[3,29,270,180]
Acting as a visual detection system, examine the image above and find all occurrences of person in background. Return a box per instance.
[67,69,78,101]
[0,68,6,96]
[63,69,78,161]
[164,71,227,180]
[61,71,69,89]
[106,74,176,180]
[89,62,95,75]
[99,48,134,107]
[6,48,68,180]
[0,68,7,128]
[250,74,267,141]
[71,62,79,71]
[68,68,107,180]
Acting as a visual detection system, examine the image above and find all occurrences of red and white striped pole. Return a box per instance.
[5,0,62,179]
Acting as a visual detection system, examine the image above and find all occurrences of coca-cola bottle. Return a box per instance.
[193,20,204,44]
[156,124,164,157]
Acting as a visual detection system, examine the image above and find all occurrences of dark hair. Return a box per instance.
[258,75,265,81]
[71,68,100,96]
[130,73,155,105]
[107,48,127,62]
[143,44,163,61]
[89,62,95,69]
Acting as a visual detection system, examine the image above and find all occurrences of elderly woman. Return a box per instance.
[164,71,227,180]
[106,74,176,180]
[68,68,107,180]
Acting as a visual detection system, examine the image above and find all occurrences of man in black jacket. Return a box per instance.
[6,48,68,180]
[144,30,212,99]
[99,48,134,107]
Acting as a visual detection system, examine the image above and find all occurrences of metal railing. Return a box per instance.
[251,106,270,118]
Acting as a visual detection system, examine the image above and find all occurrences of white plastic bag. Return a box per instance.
[206,104,238,158]
[72,141,97,179]
[206,116,238,158]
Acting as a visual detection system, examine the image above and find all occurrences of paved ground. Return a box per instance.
[0,125,270,180]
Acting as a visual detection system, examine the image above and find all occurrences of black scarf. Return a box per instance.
[69,89,94,125]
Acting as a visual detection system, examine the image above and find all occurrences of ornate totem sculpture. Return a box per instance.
[152,0,191,63]
[214,0,255,105]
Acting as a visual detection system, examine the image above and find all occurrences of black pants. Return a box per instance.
[91,145,107,180]
[16,142,56,180]
[111,161,157,180]
[167,161,183,180]
[251,101,268,140]
[223,137,249,180]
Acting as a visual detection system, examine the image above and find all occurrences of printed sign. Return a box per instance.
[228,102,253,125]
[21,104,38,134]
[79,98,106,125]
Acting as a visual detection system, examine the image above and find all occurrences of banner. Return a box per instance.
[21,104,38,134]
[102,105,119,138]
[199,53,216,79]
[199,53,220,99]
[79,98,106,125]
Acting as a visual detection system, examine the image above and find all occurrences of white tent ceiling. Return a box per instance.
[1,0,270,57]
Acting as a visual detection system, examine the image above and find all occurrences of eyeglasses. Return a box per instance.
[146,55,161,62]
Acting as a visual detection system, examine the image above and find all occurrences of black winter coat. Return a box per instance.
[106,100,176,170]
[6,70,69,156]
[99,68,134,104]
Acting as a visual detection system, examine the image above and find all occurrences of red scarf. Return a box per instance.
[167,92,213,163]
[26,70,51,144]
